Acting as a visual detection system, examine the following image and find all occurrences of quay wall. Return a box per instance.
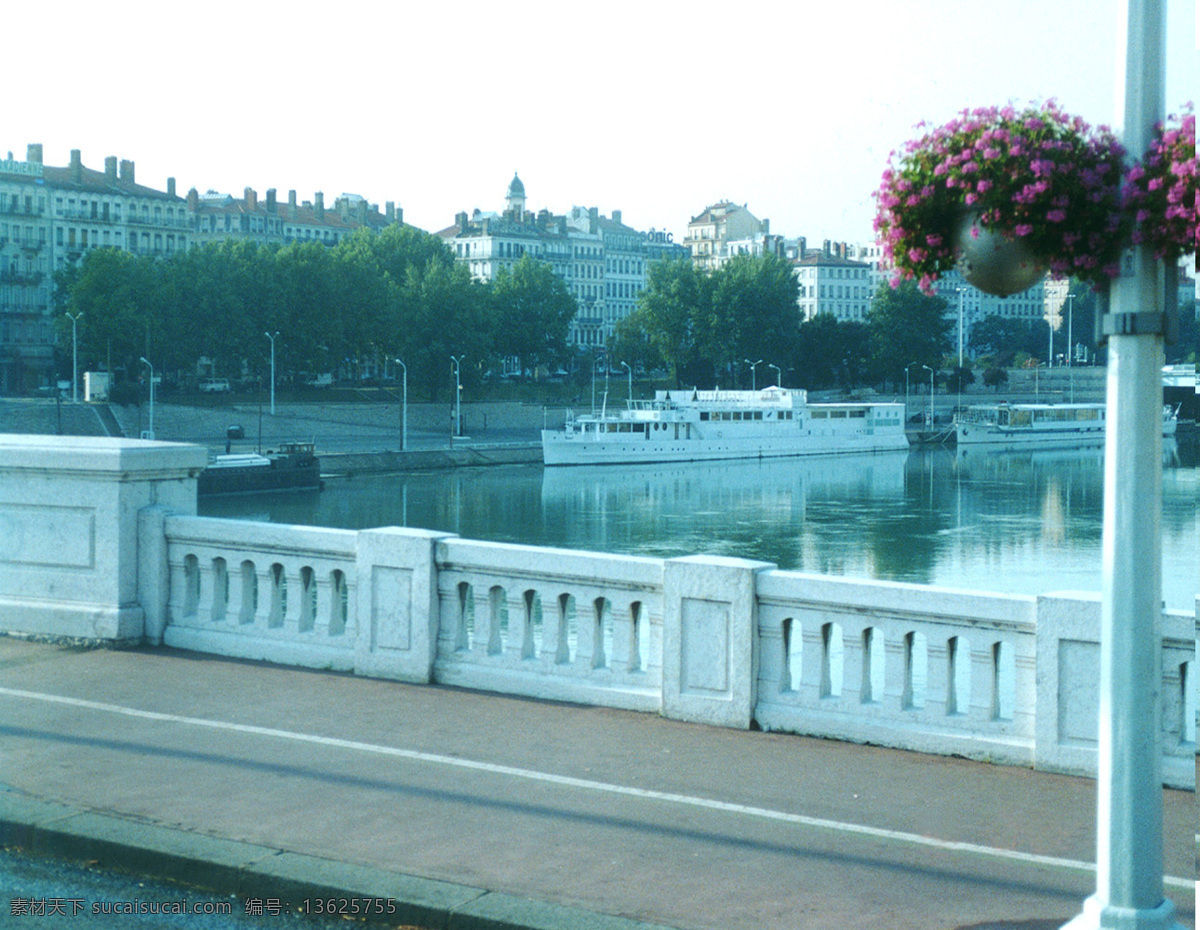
[1,435,1195,789]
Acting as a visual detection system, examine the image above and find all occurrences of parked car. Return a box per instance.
[199,378,231,393]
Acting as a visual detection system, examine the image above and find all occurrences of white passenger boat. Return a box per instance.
[954,402,1178,450]
[541,386,908,465]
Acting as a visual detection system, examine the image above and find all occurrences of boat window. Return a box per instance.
[812,410,828,419]
[700,412,710,421]
[849,410,866,418]
[832,410,847,419]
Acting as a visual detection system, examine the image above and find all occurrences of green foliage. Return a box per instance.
[866,281,952,383]
[490,255,576,380]
[795,314,870,390]
[982,367,1009,391]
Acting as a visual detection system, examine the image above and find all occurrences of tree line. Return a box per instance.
[59,231,1191,403]
[56,225,575,401]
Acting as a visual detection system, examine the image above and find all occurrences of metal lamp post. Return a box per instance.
[905,361,918,427]
[619,361,632,405]
[744,358,762,390]
[66,312,83,403]
[1063,2,1181,927]
[956,288,965,368]
[139,357,155,439]
[398,359,409,450]
[450,355,464,438]
[768,363,782,388]
[264,331,279,415]
[921,364,934,428]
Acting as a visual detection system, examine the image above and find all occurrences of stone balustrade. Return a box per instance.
[1,436,1194,789]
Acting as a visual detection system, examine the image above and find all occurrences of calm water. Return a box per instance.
[199,443,1200,612]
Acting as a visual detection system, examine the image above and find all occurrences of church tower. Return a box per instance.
[505,172,526,221]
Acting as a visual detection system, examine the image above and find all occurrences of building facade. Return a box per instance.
[440,174,687,350]
[189,187,401,249]
[683,201,766,271]
[1,145,190,393]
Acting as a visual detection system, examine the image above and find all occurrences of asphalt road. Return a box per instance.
[0,640,1193,930]
[1,844,431,930]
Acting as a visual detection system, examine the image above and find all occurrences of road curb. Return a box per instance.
[0,790,679,930]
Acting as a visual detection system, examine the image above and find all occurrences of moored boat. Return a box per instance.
[541,386,908,466]
[198,441,322,495]
[955,402,1178,450]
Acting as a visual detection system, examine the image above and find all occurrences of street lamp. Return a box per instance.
[394,358,407,451]
[768,363,782,388]
[65,311,83,403]
[955,288,966,369]
[450,355,464,438]
[139,357,155,439]
[264,331,279,415]
[619,361,632,406]
[591,354,606,414]
[905,361,919,426]
[744,358,763,391]
[1066,293,1074,367]
[921,364,934,429]
[1063,4,1180,929]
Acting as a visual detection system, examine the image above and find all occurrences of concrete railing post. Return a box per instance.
[0,436,206,643]
[354,527,454,682]
[661,555,775,729]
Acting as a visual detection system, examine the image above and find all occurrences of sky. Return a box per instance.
[6,0,1197,246]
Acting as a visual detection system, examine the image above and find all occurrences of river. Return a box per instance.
[198,442,1200,613]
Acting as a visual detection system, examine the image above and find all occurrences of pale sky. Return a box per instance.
[6,0,1197,245]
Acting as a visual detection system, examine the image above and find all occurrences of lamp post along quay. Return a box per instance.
[1062,2,1182,928]
[66,312,82,404]
[265,331,279,416]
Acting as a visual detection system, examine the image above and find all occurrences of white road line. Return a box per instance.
[0,686,1191,892]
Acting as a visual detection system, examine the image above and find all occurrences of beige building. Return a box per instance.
[683,201,766,271]
[1,145,190,393]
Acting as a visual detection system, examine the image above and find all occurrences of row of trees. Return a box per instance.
[58,230,1193,402]
[57,226,575,401]
[608,253,955,391]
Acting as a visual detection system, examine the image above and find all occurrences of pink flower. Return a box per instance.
[1014,224,1034,237]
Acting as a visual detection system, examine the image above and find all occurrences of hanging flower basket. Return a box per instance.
[1123,105,1196,261]
[874,101,1128,296]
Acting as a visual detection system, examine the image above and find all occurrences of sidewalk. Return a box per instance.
[0,638,1193,930]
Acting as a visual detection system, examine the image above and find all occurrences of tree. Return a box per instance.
[489,254,576,379]
[982,367,1009,391]
[866,281,952,384]
[633,257,710,386]
[795,313,870,390]
[704,253,800,380]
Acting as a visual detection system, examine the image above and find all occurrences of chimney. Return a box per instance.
[612,209,622,226]
[822,239,831,256]
[588,206,598,234]
[762,218,769,235]
[336,196,350,220]
[288,190,298,219]
[187,188,199,210]
[357,200,368,224]
[385,201,395,223]
[167,177,176,198]
[70,149,82,183]
[314,191,324,221]
[244,187,257,210]
[104,156,117,182]
[798,236,807,258]
[395,207,402,226]
[119,159,134,183]
[456,211,468,233]
[26,143,42,164]
[266,189,277,214]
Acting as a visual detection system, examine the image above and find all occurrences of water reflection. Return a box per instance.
[199,443,1198,610]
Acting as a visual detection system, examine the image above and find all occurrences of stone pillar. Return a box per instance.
[0,436,206,643]
[354,527,453,682]
[661,555,775,729]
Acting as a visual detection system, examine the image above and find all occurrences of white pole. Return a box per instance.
[957,288,964,368]
[265,331,279,416]
[66,312,82,403]
[139,357,154,439]
[398,360,407,451]
[1062,1,1179,928]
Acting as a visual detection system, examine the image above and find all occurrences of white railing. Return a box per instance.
[754,571,1037,767]
[162,515,358,672]
[150,517,1196,789]
[433,538,663,711]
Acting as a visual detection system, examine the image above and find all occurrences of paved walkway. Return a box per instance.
[0,638,1193,930]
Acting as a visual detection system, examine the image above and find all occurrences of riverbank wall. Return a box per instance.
[320,443,542,476]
